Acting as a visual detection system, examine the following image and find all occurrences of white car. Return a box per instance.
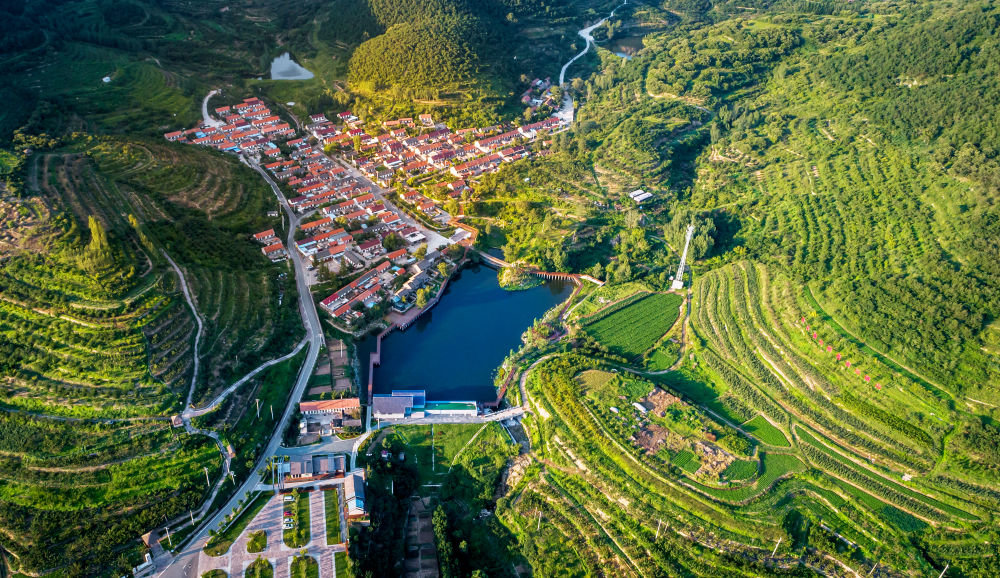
[283,522,294,530]
[283,495,295,502]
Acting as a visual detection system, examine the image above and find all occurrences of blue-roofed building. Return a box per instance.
[344,471,367,519]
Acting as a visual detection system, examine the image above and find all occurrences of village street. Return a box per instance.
[327,157,456,250]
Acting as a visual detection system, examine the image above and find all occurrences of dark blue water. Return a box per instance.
[358,264,572,402]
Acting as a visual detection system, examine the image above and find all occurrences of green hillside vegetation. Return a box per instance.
[0,136,302,574]
[456,1,1000,576]
[580,292,683,359]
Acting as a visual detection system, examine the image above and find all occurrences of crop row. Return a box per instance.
[797,428,976,522]
[584,293,683,358]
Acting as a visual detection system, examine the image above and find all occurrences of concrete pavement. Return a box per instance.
[195,492,346,578]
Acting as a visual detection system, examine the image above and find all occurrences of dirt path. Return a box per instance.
[162,250,203,408]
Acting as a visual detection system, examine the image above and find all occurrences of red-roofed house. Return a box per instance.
[253,229,278,243]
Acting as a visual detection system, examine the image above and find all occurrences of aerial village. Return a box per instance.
[165,94,566,332]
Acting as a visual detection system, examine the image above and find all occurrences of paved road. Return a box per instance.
[330,158,452,250]
[556,1,628,123]
[155,154,325,578]
[197,491,346,578]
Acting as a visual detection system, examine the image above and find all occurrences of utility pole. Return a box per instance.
[937,564,949,578]
[537,511,542,531]
[771,538,782,557]
[868,561,878,576]
[189,510,195,526]
[203,466,211,488]
[431,424,435,472]
[229,471,236,486]
[270,405,274,421]
[165,525,172,548]
[256,398,261,419]
[655,519,662,540]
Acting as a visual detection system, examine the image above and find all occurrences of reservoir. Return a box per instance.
[270,52,314,80]
[359,264,573,402]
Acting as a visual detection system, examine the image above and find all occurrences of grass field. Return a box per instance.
[582,292,684,359]
[742,416,789,447]
[334,552,349,575]
[290,554,319,578]
[688,453,806,503]
[670,450,700,473]
[246,556,273,578]
[392,424,485,484]
[722,459,759,481]
[282,492,311,548]
[246,530,266,554]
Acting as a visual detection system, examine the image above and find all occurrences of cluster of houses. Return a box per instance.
[307,111,565,185]
[163,97,294,154]
[281,456,366,519]
[520,77,560,111]
[252,228,287,262]
[314,244,454,326]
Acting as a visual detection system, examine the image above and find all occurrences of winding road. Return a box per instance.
[162,250,203,409]
[555,1,627,123]
[201,89,223,128]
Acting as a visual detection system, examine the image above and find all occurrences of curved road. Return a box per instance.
[182,337,309,419]
[162,250,204,408]
[155,154,324,578]
[201,89,223,128]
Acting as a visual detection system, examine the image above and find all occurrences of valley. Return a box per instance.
[0,0,998,577]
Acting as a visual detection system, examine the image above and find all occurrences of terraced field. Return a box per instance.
[502,259,996,576]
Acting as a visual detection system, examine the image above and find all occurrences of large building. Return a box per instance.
[298,398,362,437]
[372,390,478,420]
[285,454,346,480]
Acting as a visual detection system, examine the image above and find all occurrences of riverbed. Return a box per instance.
[359,264,572,402]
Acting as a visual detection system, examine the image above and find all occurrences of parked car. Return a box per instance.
[283,495,295,502]
[283,522,294,530]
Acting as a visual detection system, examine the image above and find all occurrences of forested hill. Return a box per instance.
[346,0,580,111]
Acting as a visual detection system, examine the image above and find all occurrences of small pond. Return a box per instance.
[270,52,314,80]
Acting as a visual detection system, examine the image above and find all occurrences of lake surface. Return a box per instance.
[359,264,572,402]
[270,52,314,80]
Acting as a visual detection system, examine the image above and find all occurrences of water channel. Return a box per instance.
[358,264,573,402]
[270,52,314,80]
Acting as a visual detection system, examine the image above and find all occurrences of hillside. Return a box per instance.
[1,0,999,576]
[0,137,301,574]
[450,1,1000,576]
